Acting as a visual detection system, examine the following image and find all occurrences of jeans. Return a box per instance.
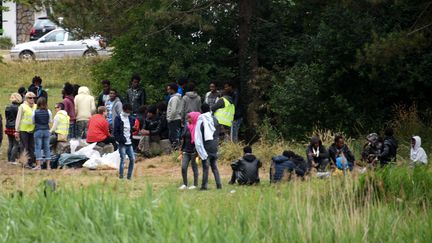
[119,144,135,179]
[20,131,35,166]
[230,118,243,143]
[34,129,51,161]
[76,120,88,139]
[181,152,199,186]
[68,122,76,139]
[7,135,19,162]
[168,120,182,149]
[201,155,222,189]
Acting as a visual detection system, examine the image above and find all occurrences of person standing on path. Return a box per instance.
[74,86,96,139]
[5,93,22,163]
[114,104,136,180]
[32,97,52,170]
[15,92,37,168]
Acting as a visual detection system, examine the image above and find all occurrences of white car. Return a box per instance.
[10,28,108,60]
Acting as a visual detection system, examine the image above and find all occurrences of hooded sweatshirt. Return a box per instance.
[167,93,182,122]
[231,154,261,185]
[410,136,427,164]
[106,97,122,127]
[74,86,96,121]
[182,91,202,121]
[194,112,219,160]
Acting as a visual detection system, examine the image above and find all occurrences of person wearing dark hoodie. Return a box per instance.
[105,89,123,131]
[211,81,235,141]
[63,82,76,139]
[114,104,136,180]
[379,127,398,166]
[126,74,147,115]
[306,136,330,172]
[182,82,202,123]
[28,76,48,104]
[328,135,355,172]
[229,146,262,185]
[270,151,308,182]
[97,80,111,108]
[166,83,183,149]
[5,93,22,163]
[179,112,201,190]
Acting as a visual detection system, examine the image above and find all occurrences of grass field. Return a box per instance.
[0,60,431,242]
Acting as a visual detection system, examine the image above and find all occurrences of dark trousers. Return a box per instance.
[7,135,19,162]
[201,155,222,189]
[20,131,35,166]
[181,152,199,186]
[168,119,181,149]
[101,136,118,151]
[314,158,330,172]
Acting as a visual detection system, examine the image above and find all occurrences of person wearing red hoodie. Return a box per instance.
[63,82,76,139]
[87,106,117,150]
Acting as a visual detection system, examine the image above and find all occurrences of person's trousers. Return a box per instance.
[181,152,199,186]
[101,136,118,151]
[7,135,19,162]
[34,129,51,161]
[314,158,330,172]
[76,120,89,139]
[201,155,222,189]
[20,131,35,166]
[230,118,242,143]
[68,122,76,139]
[168,119,181,149]
[119,144,135,179]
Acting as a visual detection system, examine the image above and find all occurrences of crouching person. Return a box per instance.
[114,104,136,180]
[306,136,330,172]
[229,146,261,185]
[270,151,308,182]
[50,103,70,150]
[410,136,428,167]
[328,135,355,172]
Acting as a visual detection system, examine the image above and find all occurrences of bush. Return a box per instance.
[0,36,13,49]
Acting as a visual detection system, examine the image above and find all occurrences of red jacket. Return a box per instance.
[87,114,110,143]
[63,95,76,123]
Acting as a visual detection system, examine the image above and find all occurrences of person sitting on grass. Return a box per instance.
[114,103,136,180]
[328,135,355,172]
[229,146,262,185]
[306,136,330,172]
[86,106,117,150]
[179,111,201,190]
[32,97,52,170]
[410,136,428,167]
[270,150,308,182]
[379,127,398,166]
[49,103,70,149]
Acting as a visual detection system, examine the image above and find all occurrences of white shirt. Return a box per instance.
[120,112,132,145]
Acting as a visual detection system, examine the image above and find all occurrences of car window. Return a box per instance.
[34,19,55,29]
[44,31,65,42]
[68,32,77,41]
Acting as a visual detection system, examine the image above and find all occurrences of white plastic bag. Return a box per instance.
[75,143,100,158]
[69,139,80,153]
[83,150,120,170]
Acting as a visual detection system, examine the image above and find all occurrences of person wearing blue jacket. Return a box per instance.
[114,103,136,180]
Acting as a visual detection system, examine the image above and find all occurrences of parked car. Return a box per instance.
[30,17,57,41]
[10,28,109,61]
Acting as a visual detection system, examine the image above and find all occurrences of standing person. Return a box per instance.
[114,104,136,180]
[18,87,27,100]
[231,85,243,143]
[97,80,111,108]
[63,82,76,139]
[49,103,70,148]
[229,146,262,185]
[28,76,48,103]
[32,97,52,170]
[105,89,123,131]
[156,102,169,140]
[177,78,187,96]
[306,136,330,172]
[379,128,398,166]
[195,104,222,190]
[166,83,183,149]
[204,81,219,108]
[329,135,355,172]
[87,106,117,150]
[126,74,147,116]
[5,93,22,163]
[179,112,200,190]
[15,92,37,167]
[410,136,428,167]
[211,81,235,141]
[74,86,96,139]
[182,82,202,124]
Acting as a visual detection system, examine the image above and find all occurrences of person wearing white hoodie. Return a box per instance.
[410,136,428,167]
[74,86,96,139]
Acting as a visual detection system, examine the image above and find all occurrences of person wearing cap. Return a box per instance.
[5,93,22,163]
[15,92,38,167]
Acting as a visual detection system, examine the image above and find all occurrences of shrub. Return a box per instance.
[0,36,13,49]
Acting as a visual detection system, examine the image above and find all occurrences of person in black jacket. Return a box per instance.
[28,76,48,104]
[126,74,147,115]
[306,136,330,172]
[270,151,309,182]
[229,146,261,185]
[328,135,355,171]
[5,93,22,163]
[379,128,398,166]
[114,104,136,180]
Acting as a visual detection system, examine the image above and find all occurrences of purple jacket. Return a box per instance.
[63,95,76,123]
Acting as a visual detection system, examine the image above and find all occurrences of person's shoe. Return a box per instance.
[216,184,222,189]
[178,185,187,190]
[199,187,208,191]
[228,181,235,185]
[188,185,197,190]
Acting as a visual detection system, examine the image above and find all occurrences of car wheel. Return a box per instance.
[83,50,98,58]
[19,51,35,61]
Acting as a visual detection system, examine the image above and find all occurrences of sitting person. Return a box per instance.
[410,136,428,167]
[87,106,117,150]
[50,103,70,149]
[379,127,398,166]
[270,150,308,182]
[361,133,383,167]
[328,135,355,172]
[306,136,330,172]
[138,105,164,156]
[229,146,261,185]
